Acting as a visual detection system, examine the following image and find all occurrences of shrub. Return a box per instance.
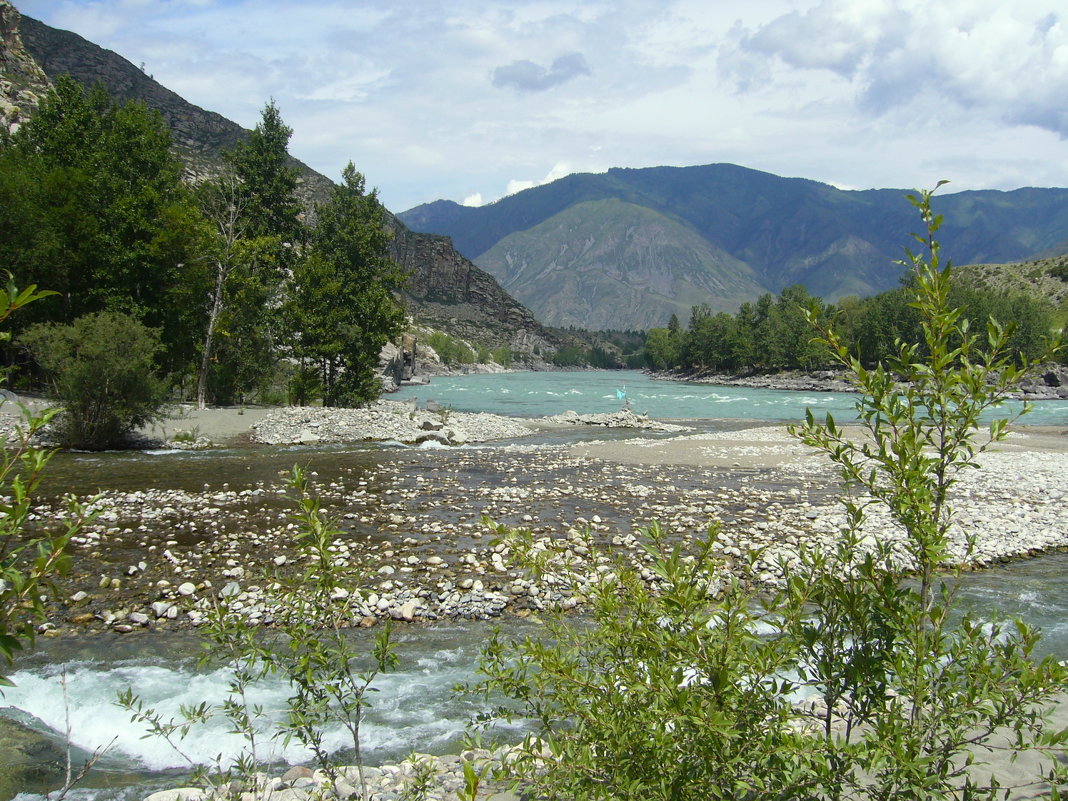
[21,310,169,449]
[427,331,474,366]
[473,187,1068,800]
[782,185,1066,798]
[119,466,397,799]
[0,278,88,687]
[490,346,513,368]
[473,522,812,800]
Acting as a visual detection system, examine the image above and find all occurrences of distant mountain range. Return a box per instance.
[400,165,1068,330]
[2,0,562,358]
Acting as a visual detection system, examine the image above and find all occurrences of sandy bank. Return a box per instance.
[573,423,1068,469]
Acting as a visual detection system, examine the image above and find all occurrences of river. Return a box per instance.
[4,370,1068,800]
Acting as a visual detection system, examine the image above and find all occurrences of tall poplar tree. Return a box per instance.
[203,99,302,404]
[286,164,405,406]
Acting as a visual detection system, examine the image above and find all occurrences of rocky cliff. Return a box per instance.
[390,228,554,353]
[0,0,48,135]
[4,1,560,357]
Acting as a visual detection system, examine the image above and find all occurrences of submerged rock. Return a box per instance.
[0,716,66,800]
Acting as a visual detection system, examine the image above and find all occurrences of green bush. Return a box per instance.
[427,331,474,366]
[490,346,513,368]
[0,278,88,688]
[474,522,809,800]
[21,311,169,449]
[119,466,398,799]
[474,187,1068,800]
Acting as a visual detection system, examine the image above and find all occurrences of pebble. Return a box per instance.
[27,414,1068,633]
[252,400,534,446]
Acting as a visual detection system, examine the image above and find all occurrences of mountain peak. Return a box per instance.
[399,163,1068,329]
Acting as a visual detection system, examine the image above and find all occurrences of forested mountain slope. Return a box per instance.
[7,1,560,356]
[401,165,1068,329]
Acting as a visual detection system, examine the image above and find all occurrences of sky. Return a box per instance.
[15,0,1068,214]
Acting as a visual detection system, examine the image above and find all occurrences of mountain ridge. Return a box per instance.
[400,165,1068,328]
[478,197,766,329]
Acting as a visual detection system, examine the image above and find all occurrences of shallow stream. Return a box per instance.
[5,371,1067,800]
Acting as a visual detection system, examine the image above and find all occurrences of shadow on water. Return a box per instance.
[36,441,384,498]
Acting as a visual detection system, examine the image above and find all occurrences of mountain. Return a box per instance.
[400,165,1068,329]
[955,254,1068,326]
[478,197,765,330]
[4,1,560,358]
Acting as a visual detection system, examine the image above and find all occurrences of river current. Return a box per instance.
[4,371,1068,800]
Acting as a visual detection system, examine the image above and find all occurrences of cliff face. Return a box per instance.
[4,1,559,354]
[389,227,557,353]
[0,0,48,135]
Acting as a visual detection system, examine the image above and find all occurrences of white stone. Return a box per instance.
[143,789,205,801]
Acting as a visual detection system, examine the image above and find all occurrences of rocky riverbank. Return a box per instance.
[653,363,1068,400]
[140,749,523,801]
[26,422,1068,639]
[9,419,1068,801]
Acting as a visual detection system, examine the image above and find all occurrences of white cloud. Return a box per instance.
[728,0,1068,137]
[14,0,1068,211]
[462,193,484,207]
[502,162,590,199]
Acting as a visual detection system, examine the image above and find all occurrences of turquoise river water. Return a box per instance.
[3,371,1067,800]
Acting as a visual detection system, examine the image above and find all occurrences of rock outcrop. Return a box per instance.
[390,226,558,354]
[0,0,49,135]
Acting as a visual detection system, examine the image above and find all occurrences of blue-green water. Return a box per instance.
[392,370,1068,425]
[4,369,1067,799]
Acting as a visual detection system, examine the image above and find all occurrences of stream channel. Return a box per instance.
[4,371,1068,800]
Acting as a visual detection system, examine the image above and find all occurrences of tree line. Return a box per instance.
[644,280,1059,374]
[0,76,404,445]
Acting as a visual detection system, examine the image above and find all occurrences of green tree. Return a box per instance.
[729,301,758,370]
[784,184,1067,799]
[491,346,514,368]
[204,100,304,404]
[228,98,302,242]
[550,345,587,367]
[643,327,679,370]
[427,332,475,368]
[0,76,209,375]
[194,168,247,409]
[776,284,827,369]
[21,311,169,449]
[684,311,737,371]
[286,163,405,406]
